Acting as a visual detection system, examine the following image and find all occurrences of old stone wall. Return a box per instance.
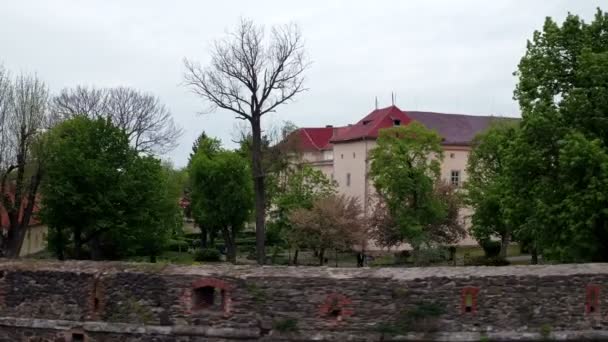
[0,261,607,341]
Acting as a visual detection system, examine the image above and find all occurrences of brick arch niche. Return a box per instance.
[318,293,354,323]
[184,278,233,317]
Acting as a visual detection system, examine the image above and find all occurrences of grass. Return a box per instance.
[26,239,530,268]
[455,244,522,259]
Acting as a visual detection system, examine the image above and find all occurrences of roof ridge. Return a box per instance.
[405,110,508,119]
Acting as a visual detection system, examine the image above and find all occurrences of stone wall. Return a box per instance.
[0,261,607,341]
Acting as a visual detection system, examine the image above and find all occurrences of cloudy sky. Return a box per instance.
[0,1,603,166]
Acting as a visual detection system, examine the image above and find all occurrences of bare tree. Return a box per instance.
[184,18,309,264]
[52,86,182,154]
[0,71,50,257]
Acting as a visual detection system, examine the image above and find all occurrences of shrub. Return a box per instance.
[194,248,222,262]
[412,247,449,266]
[480,240,501,257]
[465,256,510,266]
[394,250,411,264]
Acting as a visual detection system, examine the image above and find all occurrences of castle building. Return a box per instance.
[290,105,503,247]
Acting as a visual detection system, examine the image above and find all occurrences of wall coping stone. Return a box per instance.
[1,259,608,280]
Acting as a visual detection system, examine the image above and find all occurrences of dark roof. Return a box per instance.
[331,106,412,142]
[406,111,506,145]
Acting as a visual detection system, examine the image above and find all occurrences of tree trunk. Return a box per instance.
[251,116,266,265]
[531,247,538,265]
[293,249,299,265]
[335,249,338,267]
[318,248,325,266]
[209,229,216,246]
[89,235,102,260]
[74,228,83,260]
[499,232,510,259]
[4,222,26,258]
[200,225,208,249]
[222,226,237,264]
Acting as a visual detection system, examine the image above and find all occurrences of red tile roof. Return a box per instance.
[331,106,413,142]
[288,127,336,151]
[290,106,513,150]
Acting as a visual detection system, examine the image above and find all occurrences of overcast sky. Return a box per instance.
[0,1,603,166]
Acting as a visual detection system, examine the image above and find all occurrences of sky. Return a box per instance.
[0,1,604,166]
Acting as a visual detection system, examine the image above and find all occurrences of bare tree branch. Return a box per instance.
[52,86,183,154]
[183,18,310,264]
[0,70,50,257]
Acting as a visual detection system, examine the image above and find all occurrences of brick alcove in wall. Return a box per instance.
[318,293,354,324]
[183,278,233,317]
[89,275,104,320]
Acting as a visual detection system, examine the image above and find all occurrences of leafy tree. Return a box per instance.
[465,122,519,258]
[370,182,465,249]
[288,195,364,266]
[121,157,183,262]
[509,8,608,262]
[189,131,221,165]
[369,123,446,249]
[189,149,253,263]
[187,132,222,248]
[42,117,178,261]
[269,164,336,264]
[425,182,467,245]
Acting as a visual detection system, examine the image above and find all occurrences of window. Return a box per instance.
[352,152,356,158]
[586,285,600,314]
[71,333,85,342]
[192,286,224,311]
[450,153,455,159]
[341,154,344,159]
[393,119,401,126]
[346,173,351,187]
[451,170,460,187]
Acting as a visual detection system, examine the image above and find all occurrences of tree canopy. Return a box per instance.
[189,148,253,263]
[465,122,519,257]
[369,123,447,248]
[466,8,608,262]
[42,116,181,261]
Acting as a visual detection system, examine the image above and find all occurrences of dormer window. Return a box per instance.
[393,119,401,126]
[362,120,372,125]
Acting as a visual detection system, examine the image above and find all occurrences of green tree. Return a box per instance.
[369,123,445,249]
[465,122,519,258]
[510,8,608,262]
[189,131,221,165]
[269,164,336,264]
[42,117,178,261]
[121,157,183,262]
[187,132,222,248]
[189,150,253,263]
